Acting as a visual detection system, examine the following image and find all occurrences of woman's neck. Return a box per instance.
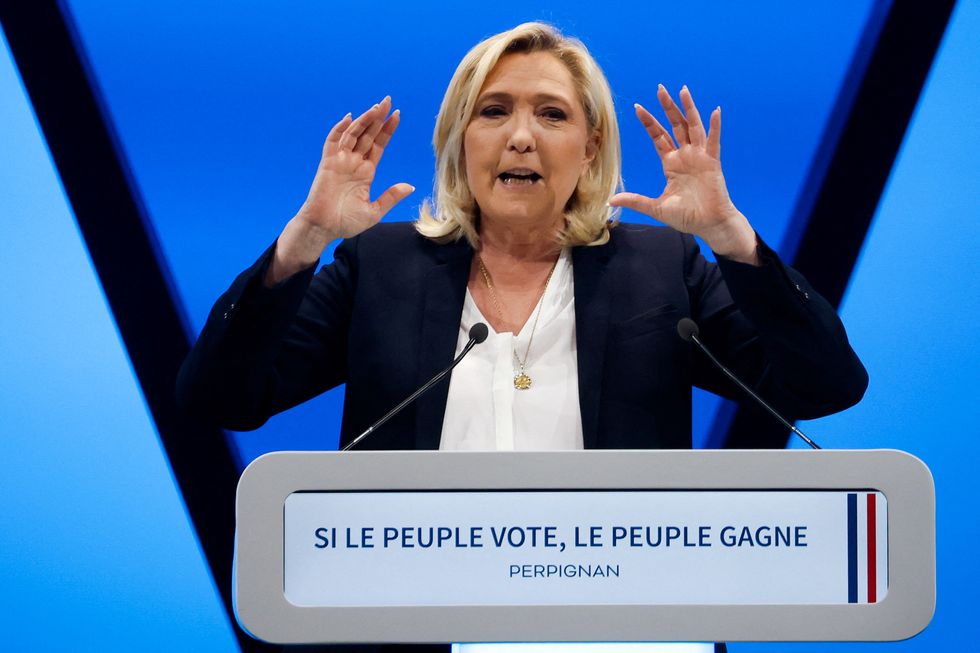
[478,214,563,264]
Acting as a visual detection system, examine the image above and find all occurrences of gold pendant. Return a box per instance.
[514,372,532,390]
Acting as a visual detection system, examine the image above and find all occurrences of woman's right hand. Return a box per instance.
[299,95,414,238]
[267,96,414,285]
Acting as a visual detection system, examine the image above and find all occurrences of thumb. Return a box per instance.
[608,192,663,220]
[373,183,416,218]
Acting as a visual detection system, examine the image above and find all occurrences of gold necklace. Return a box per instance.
[477,254,559,390]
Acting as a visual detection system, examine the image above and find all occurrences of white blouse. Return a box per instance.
[439,248,584,452]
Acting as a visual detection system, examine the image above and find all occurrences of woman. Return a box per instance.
[178,20,866,653]
[179,23,866,454]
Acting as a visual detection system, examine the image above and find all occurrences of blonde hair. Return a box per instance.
[415,22,622,248]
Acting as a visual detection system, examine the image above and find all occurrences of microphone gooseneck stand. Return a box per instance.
[342,323,490,452]
[677,318,821,450]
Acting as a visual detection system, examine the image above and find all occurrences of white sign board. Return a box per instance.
[284,490,887,607]
[234,450,935,643]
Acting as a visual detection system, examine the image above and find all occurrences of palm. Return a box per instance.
[656,146,732,234]
[312,151,383,238]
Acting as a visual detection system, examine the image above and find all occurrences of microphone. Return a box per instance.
[342,322,489,451]
[677,318,821,450]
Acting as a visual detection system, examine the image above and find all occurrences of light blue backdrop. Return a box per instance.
[0,26,238,652]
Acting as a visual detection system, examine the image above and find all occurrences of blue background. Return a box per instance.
[1,0,976,649]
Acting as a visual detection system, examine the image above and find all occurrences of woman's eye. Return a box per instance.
[480,106,506,117]
[542,108,567,121]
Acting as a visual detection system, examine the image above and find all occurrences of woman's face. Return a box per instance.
[464,51,596,233]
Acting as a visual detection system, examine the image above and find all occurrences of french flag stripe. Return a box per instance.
[856,492,868,602]
[847,493,857,603]
[867,493,877,603]
[848,491,887,604]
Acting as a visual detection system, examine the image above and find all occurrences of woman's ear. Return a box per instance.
[582,129,601,175]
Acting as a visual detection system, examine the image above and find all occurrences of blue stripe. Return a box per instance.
[847,493,858,603]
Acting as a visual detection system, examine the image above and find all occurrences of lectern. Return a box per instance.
[234,449,934,644]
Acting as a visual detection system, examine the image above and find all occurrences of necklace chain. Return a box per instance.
[477,254,559,390]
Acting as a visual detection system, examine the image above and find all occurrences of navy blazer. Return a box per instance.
[178,222,867,449]
[179,223,857,653]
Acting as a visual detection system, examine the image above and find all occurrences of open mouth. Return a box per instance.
[498,169,542,186]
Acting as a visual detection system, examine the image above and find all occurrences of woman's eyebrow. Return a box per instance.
[476,91,574,106]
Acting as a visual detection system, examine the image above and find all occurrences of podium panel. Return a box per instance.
[234,450,934,644]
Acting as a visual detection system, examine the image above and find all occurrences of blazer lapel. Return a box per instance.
[415,240,473,450]
[573,241,613,449]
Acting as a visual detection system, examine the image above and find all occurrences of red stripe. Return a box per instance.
[867,493,877,603]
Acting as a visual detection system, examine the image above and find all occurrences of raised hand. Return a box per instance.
[609,85,758,264]
[298,96,414,239]
[267,97,415,284]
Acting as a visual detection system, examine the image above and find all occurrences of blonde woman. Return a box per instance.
[180,22,865,456]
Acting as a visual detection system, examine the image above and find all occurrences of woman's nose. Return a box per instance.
[506,114,536,153]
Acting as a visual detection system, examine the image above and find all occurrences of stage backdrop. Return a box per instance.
[61,0,882,463]
[2,1,977,651]
[0,26,238,652]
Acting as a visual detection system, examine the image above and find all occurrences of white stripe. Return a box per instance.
[856,492,868,603]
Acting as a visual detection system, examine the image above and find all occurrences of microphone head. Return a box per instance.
[677,318,700,342]
[469,322,489,344]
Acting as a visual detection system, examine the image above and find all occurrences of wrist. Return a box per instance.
[264,215,335,286]
[291,205,341,244]
[703,210,760,266]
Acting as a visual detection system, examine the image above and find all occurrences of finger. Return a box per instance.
[634,103,675,159]
[340,98,387,151]
[373,182,416,218]
[680,86,706,148]
[367,109,400,166]
[657,84,689,146]
[353,96,392,155]
[706,106,722,159]
[339,106,375,151]
[608,191,663,221]
[324,113,353,156]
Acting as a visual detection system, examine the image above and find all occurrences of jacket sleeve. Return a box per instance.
[176,238,359,430]
[685,233,868,420]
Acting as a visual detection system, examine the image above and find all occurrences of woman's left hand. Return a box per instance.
[609,85,759,265]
